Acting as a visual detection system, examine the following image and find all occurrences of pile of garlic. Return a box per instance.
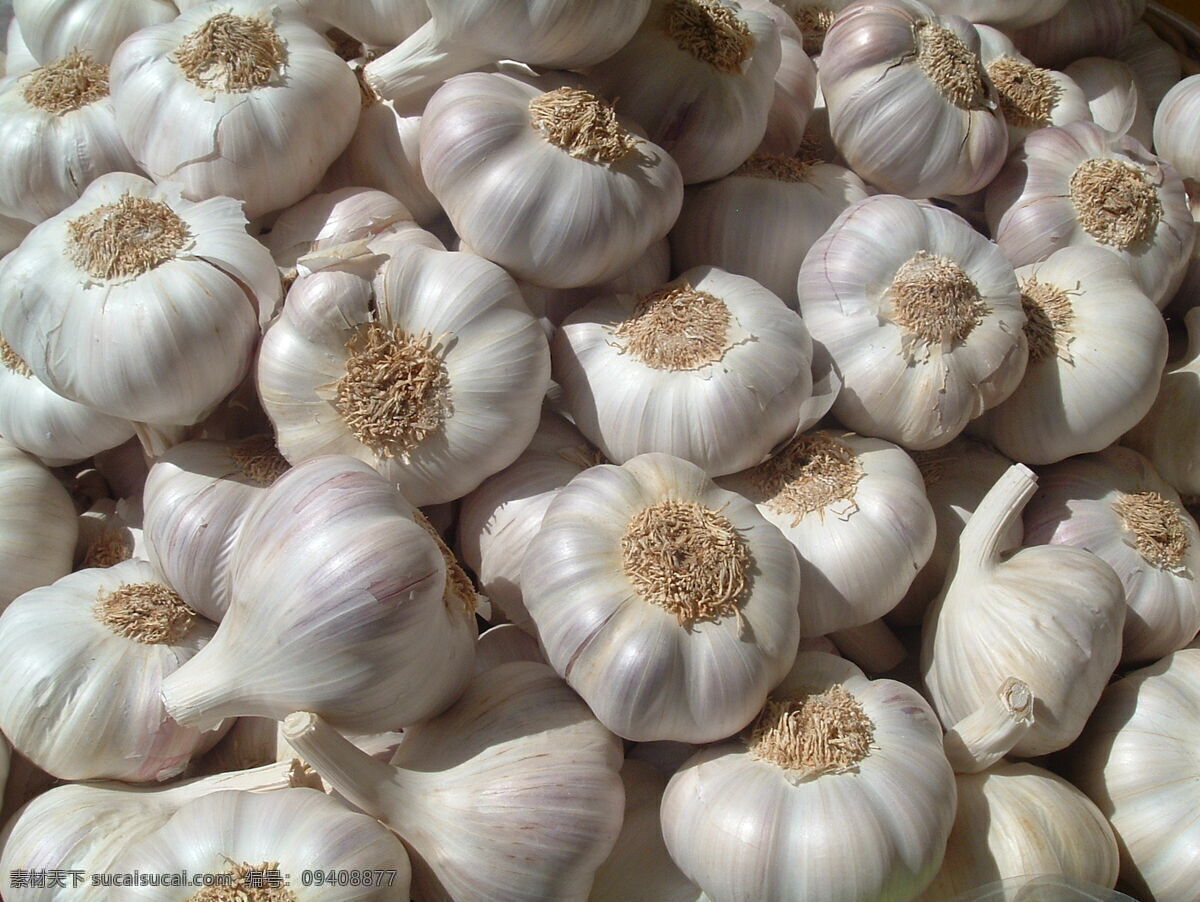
[2,0,1200,900]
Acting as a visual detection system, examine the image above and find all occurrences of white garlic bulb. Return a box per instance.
[116,788,412,901]
[1023,446,1200,664]
[1064,58,1154,150]
[283,661,626,902]
[923,0,1068,28]
[821,0,1008,198]
[584,0,782,184]
[986,120,1194,309]
[161,455,477,733]
[968,246,1167,465]
[774,0,856,56]
[915,762,1119,901]
[257,241,550,507]
[110,0,361,219]
[1009,0,1146,70]
[75,497,144,570]
[1116,21,1181,112]
[744,0,817,158]
[798,193,1027,450]
[1154,74,1200,183]
[0,438,77,608]
[419,72,682,289]
[662,652,956,902]
[143,435,290,622]
[0,558,225,782]
[522,452,801,743]
[1070,648,1200,902]
[718,429,936,637]
[12,0,176,64]
[922,463,1125,757]
[0,172,278,432]
[297,0,430,47]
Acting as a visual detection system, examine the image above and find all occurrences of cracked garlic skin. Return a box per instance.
[662,652,956,902]
[521,452,802,743]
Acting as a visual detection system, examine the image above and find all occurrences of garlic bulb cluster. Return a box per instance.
[1154,74,1200,183]
[12,0,176,64]
[110,0,360,219]
[798,193,1027,449]
[284,661,625,902]
[522,452,801,742]
[821,0,1007,198]
[0,558,224,782]
[556,267,819,476]
[662,652,956,902]
[0,438,77,608]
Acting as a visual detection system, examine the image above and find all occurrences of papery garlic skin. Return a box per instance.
[297,0,430,47]
[915,762,1119,901]
[0,438,77,608]
[968,247,1167,465]
[474,624,544,676]
[1117,22,1181,113]
[662,652,956,902]
[12,0,177,64]
[1023,446,1200,664]
[821,0,1008,198]
[1009,0,1146,70]
[1064,58,1153,150]
[923,0,1067,28]
[0,559,225,782]
[986,120,1193,309]
[110,0,360,219]
[522,453,802,743]
[1154,75,1200,183]
[798,194,1027,450]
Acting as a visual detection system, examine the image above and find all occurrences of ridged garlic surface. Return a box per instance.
[522,453,802,743]
[744,0,817,158]
[968,246,1167,465]
[1023,446,1200,664]
[161,455,477,733]
[662,652,956,902]
[1064,58,1154,150]
[556,267,818,477]
[585,0,782,184]
[0,438,77,608]
[923,0,1068,28]
[0,172,277,430]
[798,194,1027,450]
[986,120,1194,309]
[116,789,412,901]
[110,0,360,219]
[12,0,176,64]
[773,0,856,56]
[1154,74,1200,183]
[258,241,549,507]
[922,464,1125,757]
[297,0,430,47]
[719,429,936,637]
[0,558,224,782]
[916,762,1119,901]
[1116,21,1181,112]
[283,661,626,902]
[821,0,1008,198]
[1009,0,1147,70]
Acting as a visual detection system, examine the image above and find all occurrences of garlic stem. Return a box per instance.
[281,711,396,821]
[943,677,1035,773]
[364,20,491,101]
[829,619,906,673]
[957,463,1037,576]
[160,659,251,733]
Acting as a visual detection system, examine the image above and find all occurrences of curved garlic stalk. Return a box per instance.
[12,0,176,64]
[1065,58,1154,150]
[921,464,1125,757]
[74,497,143,570]
[941,677,1034,773]
[915,762,1119,901]
[0,760,321,902]
[282,661,626,902]
[161,455,478,733]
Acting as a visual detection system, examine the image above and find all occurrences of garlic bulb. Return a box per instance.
[1070,648,1200,902]
[718,429,936,637]
[821,0,1008,198]
[0,172,278,432]
[75,497,144,570]
[420,72,682,289]
[0,558,225,782]
[915,762,1119,901]
[744,0,817,158]
[585,0,782,184]
[257,241,550,507]
[1116,21,1181,113]
[0,759,320,902]
[923,0,1068,29]
[986,120,1194,309]
[1154,75,1200,183]
[0,438,77,608]
[661,652,956,902]
[283,661,625,902]
[0,50,141,224]
[798,193,1027,450]
[522,452,801,742]
[922,463,1125,757]
[110,0,360,219]
[670,154,869,309]
[773,0,856,56]
[116,788,412,901]
[12,0,176,64]
[1063,58,1154,150]
[1009,0,1146,70]
[1023,446,1200,664]
[968,246,1167,465]
[143,435,290,622]
[297,0,430,47]
[556,268,820,477]
[161,455,477,733]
